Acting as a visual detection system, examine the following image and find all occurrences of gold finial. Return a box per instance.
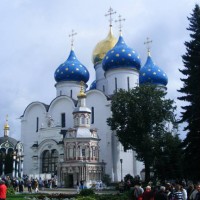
[144,37,152,56]
[105,7,117,27]
[77,81,86,98]
[69,29,77,50]
[115,14,125,35]
[4,115,9,130]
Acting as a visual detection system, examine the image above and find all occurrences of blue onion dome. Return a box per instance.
[92,26,117,65]
[54,50,89,83]
[89,80,96,90]
[102,35,141,72]
[139,54,168,86]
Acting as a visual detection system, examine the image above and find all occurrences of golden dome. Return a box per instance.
[92,26,117,65]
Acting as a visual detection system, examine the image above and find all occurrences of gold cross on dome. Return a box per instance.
[115,14,125,34]
[69,29,77,50]
[144,37,152,55]
[105,7,116,27]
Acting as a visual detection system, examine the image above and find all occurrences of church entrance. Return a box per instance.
[0,149,13,176]
[41,149,58,175]
[65,174,74,188]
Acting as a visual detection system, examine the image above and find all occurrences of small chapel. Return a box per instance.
[0,117,24,178]
[20,8,168,187]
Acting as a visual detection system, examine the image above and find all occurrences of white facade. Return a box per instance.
[20,27,147,187]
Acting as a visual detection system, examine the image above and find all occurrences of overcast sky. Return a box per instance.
[0,0,197,140]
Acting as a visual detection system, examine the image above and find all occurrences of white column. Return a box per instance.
[20,158,24,178]
[2,162,5,176]
[12,157,16,178]
[16,158,19,178]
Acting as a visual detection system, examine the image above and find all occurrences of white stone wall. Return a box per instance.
[105,68,139,95]
[21,102,47,175]
[94,63,107,93]
[21,72,143,182]
[55,81,84,100]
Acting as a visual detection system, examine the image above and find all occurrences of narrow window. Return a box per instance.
[81,115,85,124]
[103,85,105,92]
[69,147,73,158]
[60,90,62,96]
[91,107,94,124]
[115,77,117,92]
[36,117,39,132]
[61,113,66,128]
[86,117,89,125]
[127,77,130,91]
[76,117,79,126]
[82,149,86,157]
[70,90,73,98]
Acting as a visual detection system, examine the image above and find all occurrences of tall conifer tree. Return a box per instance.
[178,4,200,180]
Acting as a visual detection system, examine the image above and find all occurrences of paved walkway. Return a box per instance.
[20,187,118,195]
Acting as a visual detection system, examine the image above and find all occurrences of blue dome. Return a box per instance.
[139,55,168,86]
[54,50,89,83]
[102,35,141,71]
[89,80,96,90]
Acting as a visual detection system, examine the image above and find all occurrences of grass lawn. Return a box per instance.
[7,193,41,200]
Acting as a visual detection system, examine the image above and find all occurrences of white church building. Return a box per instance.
[20,12,168,187]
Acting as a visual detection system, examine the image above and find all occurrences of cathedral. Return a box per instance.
[20,9,168,187]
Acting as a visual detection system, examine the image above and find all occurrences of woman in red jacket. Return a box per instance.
[0,180,7,200]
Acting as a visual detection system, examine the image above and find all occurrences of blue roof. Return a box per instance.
[102,35,141,71]
[54,50,89,83]
[139,55,168,86]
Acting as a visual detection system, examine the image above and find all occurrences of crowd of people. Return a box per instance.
[0,175,58,194]
[120,181,200,200]
[1,174,200,200]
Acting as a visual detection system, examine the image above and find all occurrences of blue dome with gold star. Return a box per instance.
[102,35,141,71]
[139,55,168,86]
[54,50,89,83]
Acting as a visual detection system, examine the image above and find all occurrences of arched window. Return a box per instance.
[61,113,66,128]
[36,117,39,132]
[81,115,85,124]
[91,107,94,124]
[42,149,58,175]
[103,85,105,92]
[115,77,118,92]
[127,76,130,91]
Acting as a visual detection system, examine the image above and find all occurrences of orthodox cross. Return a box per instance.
[69,29,77,49]
[115,14,125,34]
[105,7,116,26]
[144,37,152,55]
[6,114,8,123]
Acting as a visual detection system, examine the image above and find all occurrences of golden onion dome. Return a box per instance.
[92,26,117,65]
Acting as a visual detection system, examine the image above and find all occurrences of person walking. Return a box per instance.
[154,186,168,200]
[174,184,184,200]
[142,186,154,200]
[194,184,200,200]
[0,180,7,200]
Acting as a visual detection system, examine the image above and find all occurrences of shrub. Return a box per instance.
[102,174,111,186]
[7,186,15,195]
[79,188,95,196]
[76,197,96,200]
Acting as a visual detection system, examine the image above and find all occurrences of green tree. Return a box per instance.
[107,85,177,183]
[153,133,183,182]
[178,4,200,180]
